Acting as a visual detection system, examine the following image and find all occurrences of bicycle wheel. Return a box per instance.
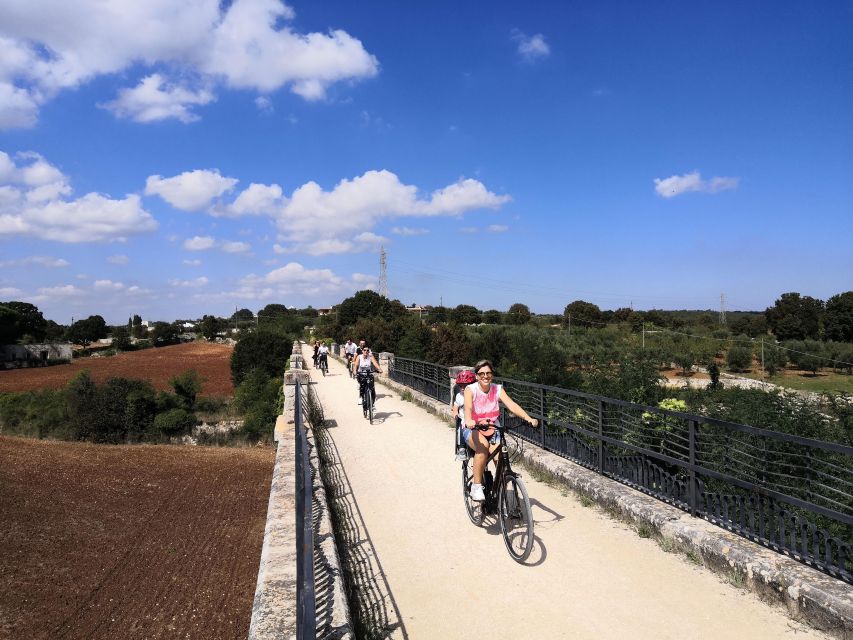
[368,395,373,424]
[362,390,368,419]
[462,457,483,525]
[499,475,534,562]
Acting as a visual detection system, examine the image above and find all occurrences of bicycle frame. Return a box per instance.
[468,424,516,510]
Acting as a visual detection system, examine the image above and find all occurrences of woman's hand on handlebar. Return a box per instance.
[528,417,539,428]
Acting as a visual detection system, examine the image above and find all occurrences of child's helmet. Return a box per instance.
[455,370,476,385]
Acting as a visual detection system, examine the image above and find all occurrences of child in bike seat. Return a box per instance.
[464,360,538,502]
[452,370,476,460]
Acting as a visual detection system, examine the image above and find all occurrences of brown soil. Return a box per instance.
[0,436,274,640]
[0,342,234,396]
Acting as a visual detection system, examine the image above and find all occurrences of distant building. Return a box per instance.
[317,308,332,316]
[1,343,73,369]
[407,304,430,318]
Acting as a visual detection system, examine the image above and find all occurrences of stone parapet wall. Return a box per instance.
[249,342,352,640]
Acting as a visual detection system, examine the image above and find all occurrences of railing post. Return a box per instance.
[539,387,546,447]
[597,400,605,474]
[688,419,697,517]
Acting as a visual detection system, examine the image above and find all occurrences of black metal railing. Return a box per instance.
[389,357,451,404]
[388,358,853,582]
[294,382,316,638]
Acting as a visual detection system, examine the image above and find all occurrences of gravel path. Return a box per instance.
[306,345,829,640]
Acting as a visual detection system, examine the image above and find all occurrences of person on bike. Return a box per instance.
[344,338,357,368]
[353,346,382,404]
[464,359,538,502]
[317,342,329,371]
[312,341,320,368]
[452,370,476,460]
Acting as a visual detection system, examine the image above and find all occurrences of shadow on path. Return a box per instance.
[314,422,409,640]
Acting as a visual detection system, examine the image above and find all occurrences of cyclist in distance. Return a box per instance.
[344,338,357,368]
[353,345,382,403]
[464,359,538,502]
[317,341,329,370]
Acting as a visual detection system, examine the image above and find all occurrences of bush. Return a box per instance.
[154,408,197,437]
[726,344,753,372]
[170,369,202,410]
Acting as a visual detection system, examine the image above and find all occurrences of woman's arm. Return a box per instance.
[499,388,538,426]
[464,387,475,428]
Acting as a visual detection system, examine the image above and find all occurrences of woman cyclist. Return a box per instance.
[352,346,382,405]
[464,359,538,502]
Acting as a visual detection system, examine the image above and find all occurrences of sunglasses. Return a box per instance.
[477,371,493,377]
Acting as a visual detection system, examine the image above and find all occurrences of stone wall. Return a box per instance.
[248,343,352,640]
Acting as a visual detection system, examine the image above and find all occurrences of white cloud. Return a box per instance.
[0,286,22,296]
[255,96,273,114]
[512,31,550,62]
[0,151,157,242]
[94,279,124,290]
[351,273,375,285]
[0,0,379,129]
[275,170,510,254]
[487,224,509,233]
[107,254,129,265]
[272,243,287,254]
[145,169,237,211]
[226,183,284,216]
[170,276,208,288]
[183,235,216,250]
[100,74,214,123]
[391,226,429,236]
[183,259,202,266]
[654,172,740,198]
[221,240,251,254]
[0,255,69,268]
[37,284,84,297]
[238,262,344,296]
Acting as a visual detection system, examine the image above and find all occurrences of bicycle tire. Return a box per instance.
[462,457,483,525]
[499,475,534,562]
[362,390,368,419]
[368,395,373,424]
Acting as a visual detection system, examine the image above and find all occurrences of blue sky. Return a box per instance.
[1,0,851,324]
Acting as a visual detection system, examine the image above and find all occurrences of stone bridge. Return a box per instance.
[249,342,852,640]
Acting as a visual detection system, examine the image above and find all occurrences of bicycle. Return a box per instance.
[461,421,534,562]
[345,354,355,379]
[318,353,328,376]
[357,371,375,424]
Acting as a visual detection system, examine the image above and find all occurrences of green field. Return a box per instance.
[742,369,853,394]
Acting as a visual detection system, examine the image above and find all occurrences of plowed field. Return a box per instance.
[0,342,233,396]
[0,436,274,640]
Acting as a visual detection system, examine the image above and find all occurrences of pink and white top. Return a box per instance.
[469,383,502,425]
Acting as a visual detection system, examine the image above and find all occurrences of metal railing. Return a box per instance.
[294,382,316,638]
[389,357,451,404]
[389,357,853,582]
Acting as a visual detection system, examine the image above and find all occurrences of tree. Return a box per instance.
[337,290,406,326]
[563,300,602,328]
[765,292,823,340]
[482,309,502,324]
[150,321,180,346]
[450,304,481,325]
[66,315,108,347]
[111,326,132,351]
[200,315,225,340]
[824,291,853,342]
[0,301,48,343]
[506,303,531,326]
[726,344,753,372]
[154,408,197,437]
[231,331,293,384]
[232,308,255,322]
[429,306,449,323]
[131,314,145,338]
[761,340,787,377]
[674,351,694,376]
[428,324,470,366]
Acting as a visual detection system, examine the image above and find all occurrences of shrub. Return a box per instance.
[154,408,197,437]
[170,369,202,410]
[726,344,753,372]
